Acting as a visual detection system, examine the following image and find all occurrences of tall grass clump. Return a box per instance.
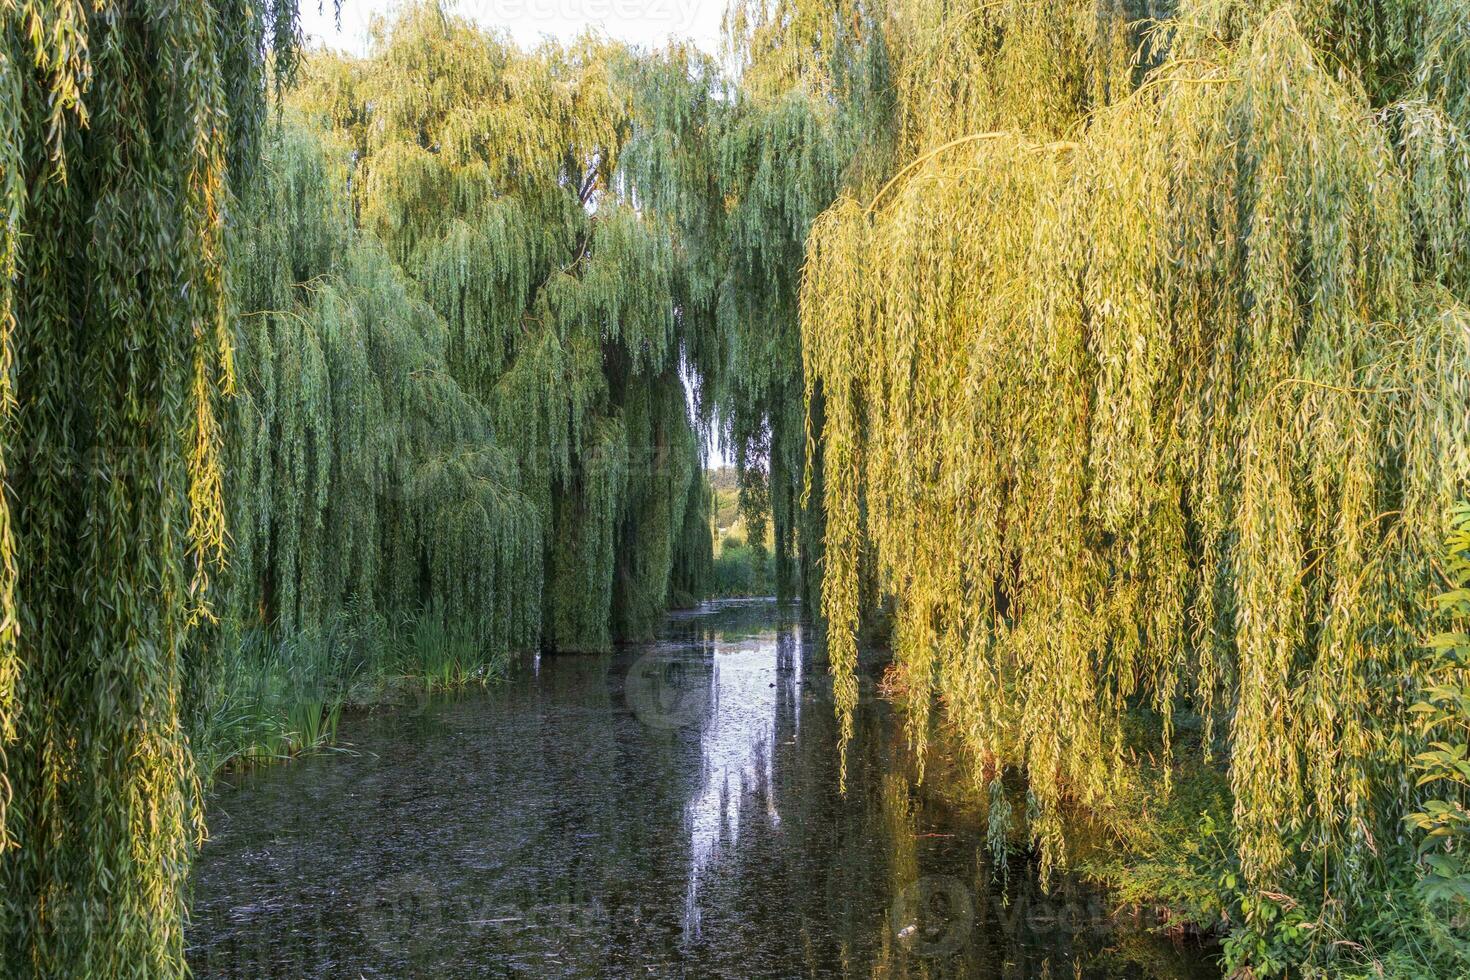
[398,614,513,693]
[189,613,374,776]
[188,608,514,778]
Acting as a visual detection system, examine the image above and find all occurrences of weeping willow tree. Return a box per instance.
[802,0,1470,962]
[714,0,897,609]
[0,0,301,973]
[716,87,837,605]
[288,2,712,651]
[220,118,544,654]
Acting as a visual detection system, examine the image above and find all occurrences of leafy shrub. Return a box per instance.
[710,543,775,597]
[1407,504,1470,904]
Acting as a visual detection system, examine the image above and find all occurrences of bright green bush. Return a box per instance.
[710,543,776,597]
[1408,503,1470,903]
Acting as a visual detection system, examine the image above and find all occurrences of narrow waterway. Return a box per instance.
[187,599,1216,978]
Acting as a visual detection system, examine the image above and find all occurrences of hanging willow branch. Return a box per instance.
[802,0,1470,941]
[0,0,300,973]
[864,130,1080,213]
[221,119,546,655]
[286,1,715,650]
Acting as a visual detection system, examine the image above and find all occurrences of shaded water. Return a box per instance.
[187,599,1216,978]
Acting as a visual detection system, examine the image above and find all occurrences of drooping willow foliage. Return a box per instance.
[715,0,905,609]
[286,3,713,651]
[0,0,299,973]
[802,0,1470,952]
[717,86,840,605]
[221,119,544,653]
[3,0,1465,971]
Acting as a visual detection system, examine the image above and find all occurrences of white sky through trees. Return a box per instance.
[299,0,725,55]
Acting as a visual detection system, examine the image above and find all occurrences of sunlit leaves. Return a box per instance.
[802,0,1470,944]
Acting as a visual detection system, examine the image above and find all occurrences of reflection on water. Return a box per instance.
[680,624,802,944]
[186,599,1217,978]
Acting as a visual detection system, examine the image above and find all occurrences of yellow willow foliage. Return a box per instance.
[886,0,1136,150]
[722,0,859,99]
[323,4,624,267]
[0,5,26,856]
[722,0,1129,609]
[803,10,1470,903]
[1171,0,1456,107]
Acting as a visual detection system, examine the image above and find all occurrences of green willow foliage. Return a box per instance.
[0,0,299,974]
[1408,504,1470,904]
[222,119,543,652]
[717,0,887,608]
[288,3,712,652]
[801,0,1470,965]
[718,89,838,604]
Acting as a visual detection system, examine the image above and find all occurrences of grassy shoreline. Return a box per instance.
[188,612,518,782]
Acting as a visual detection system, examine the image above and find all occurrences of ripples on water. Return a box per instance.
[187,599,1217,978]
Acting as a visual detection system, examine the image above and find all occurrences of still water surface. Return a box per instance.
[187,599,1217,978]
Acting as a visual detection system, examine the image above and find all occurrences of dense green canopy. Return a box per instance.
[285,5,716,651]
[0,0,299,972]
[222,119,544,651]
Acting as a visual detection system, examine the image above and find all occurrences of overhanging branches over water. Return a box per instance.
[2,0,1468,974]
[800,0,1470,956]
